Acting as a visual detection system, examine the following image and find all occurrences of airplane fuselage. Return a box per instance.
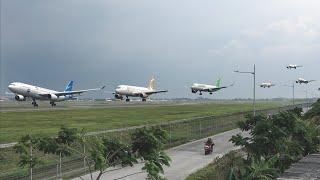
[296,78,314,84]
[260,83,274,88]
[115,85,152,98]
[287,64,302,69]
[8,82,71,102]
[191,83,217,92]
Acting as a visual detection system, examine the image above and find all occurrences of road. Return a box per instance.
[74,129,247,180]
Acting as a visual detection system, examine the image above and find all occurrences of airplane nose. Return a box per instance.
[8,84,15,91]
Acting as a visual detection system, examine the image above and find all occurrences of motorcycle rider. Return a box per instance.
[205,138,215,150]
[205,138,214,152]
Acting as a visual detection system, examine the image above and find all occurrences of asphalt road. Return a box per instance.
[74,129,247,180]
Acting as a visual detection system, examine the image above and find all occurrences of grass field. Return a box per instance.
[0,101,285,143]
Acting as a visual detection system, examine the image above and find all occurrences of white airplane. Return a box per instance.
[260,82,275,88]
[8,81,105,107]
[296,78,316,84]
[114,77,168,102]
[191,78,232,95]
[286,64,302,69]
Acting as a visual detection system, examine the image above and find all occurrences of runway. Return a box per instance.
[0,100,221,112]
[74,129,247,180]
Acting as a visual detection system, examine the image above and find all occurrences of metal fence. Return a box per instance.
[0,103,311,180]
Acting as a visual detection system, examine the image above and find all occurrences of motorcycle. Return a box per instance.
[204,144,213,155]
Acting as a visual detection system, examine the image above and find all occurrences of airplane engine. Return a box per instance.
[139,93,148,98]
[48,94,58,101]
[114,94,123,100]
[15,95,26,101]
[191,89,197,93]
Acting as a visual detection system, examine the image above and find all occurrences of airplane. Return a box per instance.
[191,78,232,95]
[295,78,316,84]
[8,81,105,107]
[260,82,275,88]
[114,77,168,102]
[286,64,302,69]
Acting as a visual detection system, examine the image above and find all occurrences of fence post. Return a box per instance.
[30,142,33,180]
[56,164,59,179]
[169,123,172,147]
[199,119,202,138]
[84,143,86,175]
[59,152,62,178]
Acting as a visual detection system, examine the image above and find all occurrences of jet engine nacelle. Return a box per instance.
[48,94,58,101]
[15,95,26,101]
[191,89,197,93]
[139,93,148,98]
[114,94,123,100]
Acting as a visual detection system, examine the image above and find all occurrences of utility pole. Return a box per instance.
[234,64,256,116]
[293,82,295,105]
[253,64,256,116]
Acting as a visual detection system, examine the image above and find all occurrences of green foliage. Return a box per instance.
[102,138,137,167]
[37,126,79,157]
[132,127,171,180]
[89,137,109,172]
[304,101,320,120]
[14,135,41,168]
[186,151,245,180]
[230,108,320,179]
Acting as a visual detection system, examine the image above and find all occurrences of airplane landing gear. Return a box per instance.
[50,102,56,107]
[199,92,203,95]
[32,99,38,107]
[125,96,130,102]
[209,92,213,95]
[142,98,147,102]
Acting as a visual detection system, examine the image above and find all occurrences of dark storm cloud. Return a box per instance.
[1,0,320,99]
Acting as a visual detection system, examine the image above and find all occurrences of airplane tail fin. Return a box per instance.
[215,78,222,88]
[147,76,155,90]
[64,81,74,92]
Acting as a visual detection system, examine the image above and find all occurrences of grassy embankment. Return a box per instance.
[0,102,283,143]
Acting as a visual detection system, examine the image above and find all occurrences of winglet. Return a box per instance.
[215,78,222,88]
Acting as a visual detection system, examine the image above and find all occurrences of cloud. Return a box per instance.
[209,16,320,59]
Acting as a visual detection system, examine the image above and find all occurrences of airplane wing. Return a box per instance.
[40,86,105,96]
[208,82,234,92]
[145,90,168,95]
[308,80,316,83]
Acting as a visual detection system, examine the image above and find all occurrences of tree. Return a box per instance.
[86,127,171,180]
[88,137,137,180]
[132,127,171,180]
[229,108,320,179]
[14,135,41,180]
[37,126,79,178]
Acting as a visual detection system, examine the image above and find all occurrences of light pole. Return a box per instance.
[234,64,256,116]
[283,82,295,105]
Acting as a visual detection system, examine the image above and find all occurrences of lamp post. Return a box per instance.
[283,82,295,105]
[234,64,256,116]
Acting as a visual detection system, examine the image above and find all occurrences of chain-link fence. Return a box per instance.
[0,103,311,180]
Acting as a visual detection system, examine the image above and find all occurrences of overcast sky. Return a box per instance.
[1,0,319,99]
